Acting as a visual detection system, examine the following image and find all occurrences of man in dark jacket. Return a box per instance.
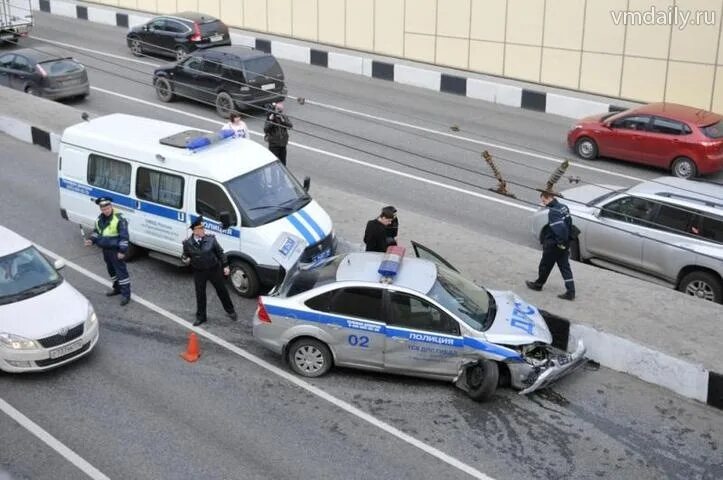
[263,102,293,165]
[383,206,399,248]
[526,191,576,300]
[182,217,237,326]
[364,207,396,253]
[84,197,131,306]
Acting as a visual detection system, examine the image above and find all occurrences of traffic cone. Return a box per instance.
[181,332,201,362]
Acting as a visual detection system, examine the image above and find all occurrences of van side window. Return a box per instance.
[196,180,237,225]
[87,154,131,194]
[136,167,184,209]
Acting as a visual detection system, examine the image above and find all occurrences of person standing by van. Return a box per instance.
[364,207,396,253]
[224,112,248,139]
[182,217,238,326]
[264,102,293,165]
[84,197,132,306]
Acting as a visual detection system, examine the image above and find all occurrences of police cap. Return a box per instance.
[190,216,205,230]
[95,197,113,207]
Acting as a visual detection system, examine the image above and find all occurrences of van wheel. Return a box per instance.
[575,137,598,160]
[215,92,234,118]
[679,271,722,303]
[465,360,498,402]
[287,338,333,377]
[155,77,175,102]
[123,243,143,262]
[228,260,259,298]
[671,157,697,179]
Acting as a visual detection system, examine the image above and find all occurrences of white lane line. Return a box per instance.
[0,398,111,480]
[30,36,643,183]
[31,35,160,67]
[91,86,536,213]
[32,245,496,480]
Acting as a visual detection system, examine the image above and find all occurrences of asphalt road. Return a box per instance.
[1,133,721,480]
[8,11,723,255]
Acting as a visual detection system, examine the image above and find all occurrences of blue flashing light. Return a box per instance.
[186,128,237,151]
[378,246,406,282]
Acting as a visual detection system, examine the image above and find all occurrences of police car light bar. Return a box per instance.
[186,129,235,151]
[378,245,406,283]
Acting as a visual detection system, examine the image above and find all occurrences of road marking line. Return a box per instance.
[33,244,495,480]
[30,36,644,183]
[91,86,536,212]
[0,398,111,480]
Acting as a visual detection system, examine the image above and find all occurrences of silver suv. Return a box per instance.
[530,177,723,303]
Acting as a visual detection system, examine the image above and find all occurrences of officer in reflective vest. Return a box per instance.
[84,197,132,306]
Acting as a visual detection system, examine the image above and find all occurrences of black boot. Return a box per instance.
[106,289,121,297]
[557,291,575,301]
[525,280,543,291]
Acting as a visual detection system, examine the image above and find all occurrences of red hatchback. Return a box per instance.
[568,103,723,178]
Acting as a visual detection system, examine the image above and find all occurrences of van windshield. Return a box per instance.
[0,247,62,306]
[224,162,310,225]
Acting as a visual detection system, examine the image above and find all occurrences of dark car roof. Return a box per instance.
[200,45,270,60]
[168,11,221,23]
[6,48,62,63]
[630,102,722,126]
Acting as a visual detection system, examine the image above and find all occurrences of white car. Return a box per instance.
[0,226,99,372]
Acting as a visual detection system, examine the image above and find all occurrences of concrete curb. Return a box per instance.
[33,0,639,119]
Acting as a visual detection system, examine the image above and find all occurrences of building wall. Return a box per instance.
[94,0,723,112]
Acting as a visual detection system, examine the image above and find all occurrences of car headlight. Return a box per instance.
[0,333,41,350]
[571,124,583,130]
[85,306,98,330]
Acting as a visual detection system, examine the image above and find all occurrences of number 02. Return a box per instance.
[348,335,369,347]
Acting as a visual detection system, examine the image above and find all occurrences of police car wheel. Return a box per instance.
[287,338,332,377]
[465,360,498,402]
[123,242,142,262]
[228,260,259,298]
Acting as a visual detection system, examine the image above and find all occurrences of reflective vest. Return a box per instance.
[96,213,120,237]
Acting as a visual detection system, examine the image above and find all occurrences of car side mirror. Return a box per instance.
[53,259,66,270]
[303,176,311,192]
[219,211,232,230]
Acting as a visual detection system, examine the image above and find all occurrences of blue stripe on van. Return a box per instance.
[286,214,316,245]
[296,209,325,241]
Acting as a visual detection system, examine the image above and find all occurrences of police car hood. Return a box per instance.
[0,281,90,340]
[485,290,552,345]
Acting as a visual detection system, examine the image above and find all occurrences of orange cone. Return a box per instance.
[181,332,201,362]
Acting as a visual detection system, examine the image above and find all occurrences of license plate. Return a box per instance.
[210,34,223,42]
[312,248,331,262]
[60,78,80,86]
[49,339,84,359]
[261,83,275,91]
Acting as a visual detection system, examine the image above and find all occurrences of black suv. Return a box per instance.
[126,12,231,61]
[153,46,286,117]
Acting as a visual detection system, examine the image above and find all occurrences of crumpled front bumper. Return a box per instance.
[519,339,587,395]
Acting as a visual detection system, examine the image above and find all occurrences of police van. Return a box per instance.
[57,113,335,297]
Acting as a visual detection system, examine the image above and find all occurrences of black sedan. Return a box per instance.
[126,12,231,61]
[0,49,89,100]
[153,46,286,117]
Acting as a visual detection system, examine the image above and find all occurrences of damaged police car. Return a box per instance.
[253,241,586,401]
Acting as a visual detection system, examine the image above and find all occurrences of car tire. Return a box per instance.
[575,137,598,160]
[287,338,333,378]
[228,259,259,298]
[465,359,499,402]
[174,46,188,62]
[129,37,143,56]
[215,91,234,118]
[24,85,39,96]
[155,77,175,102]
[679,271,722,303]
[671,156,697,179]
[569,238,581,262]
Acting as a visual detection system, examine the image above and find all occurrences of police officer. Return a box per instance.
[363,206,396,253]
[526,191,576,300]
[84,197,131,306]
[182,217,237,326]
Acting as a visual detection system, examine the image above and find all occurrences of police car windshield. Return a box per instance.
[428,265,493,331]
[0,247,62,305]
[278,255,342,297]
[225,162,310,225]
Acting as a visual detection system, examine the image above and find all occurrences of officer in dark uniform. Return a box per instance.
[364,207,396,252]
[383,206,399,248]
[85,197,131,306]
[526,191,576,300]
[182,217,237,326]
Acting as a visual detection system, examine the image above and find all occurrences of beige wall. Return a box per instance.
[93,0,723,111]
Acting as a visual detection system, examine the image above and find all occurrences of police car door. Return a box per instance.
[410,241,459,272]
[193,179,241,254]
[384,290,464,378]
[304,286,385,370]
